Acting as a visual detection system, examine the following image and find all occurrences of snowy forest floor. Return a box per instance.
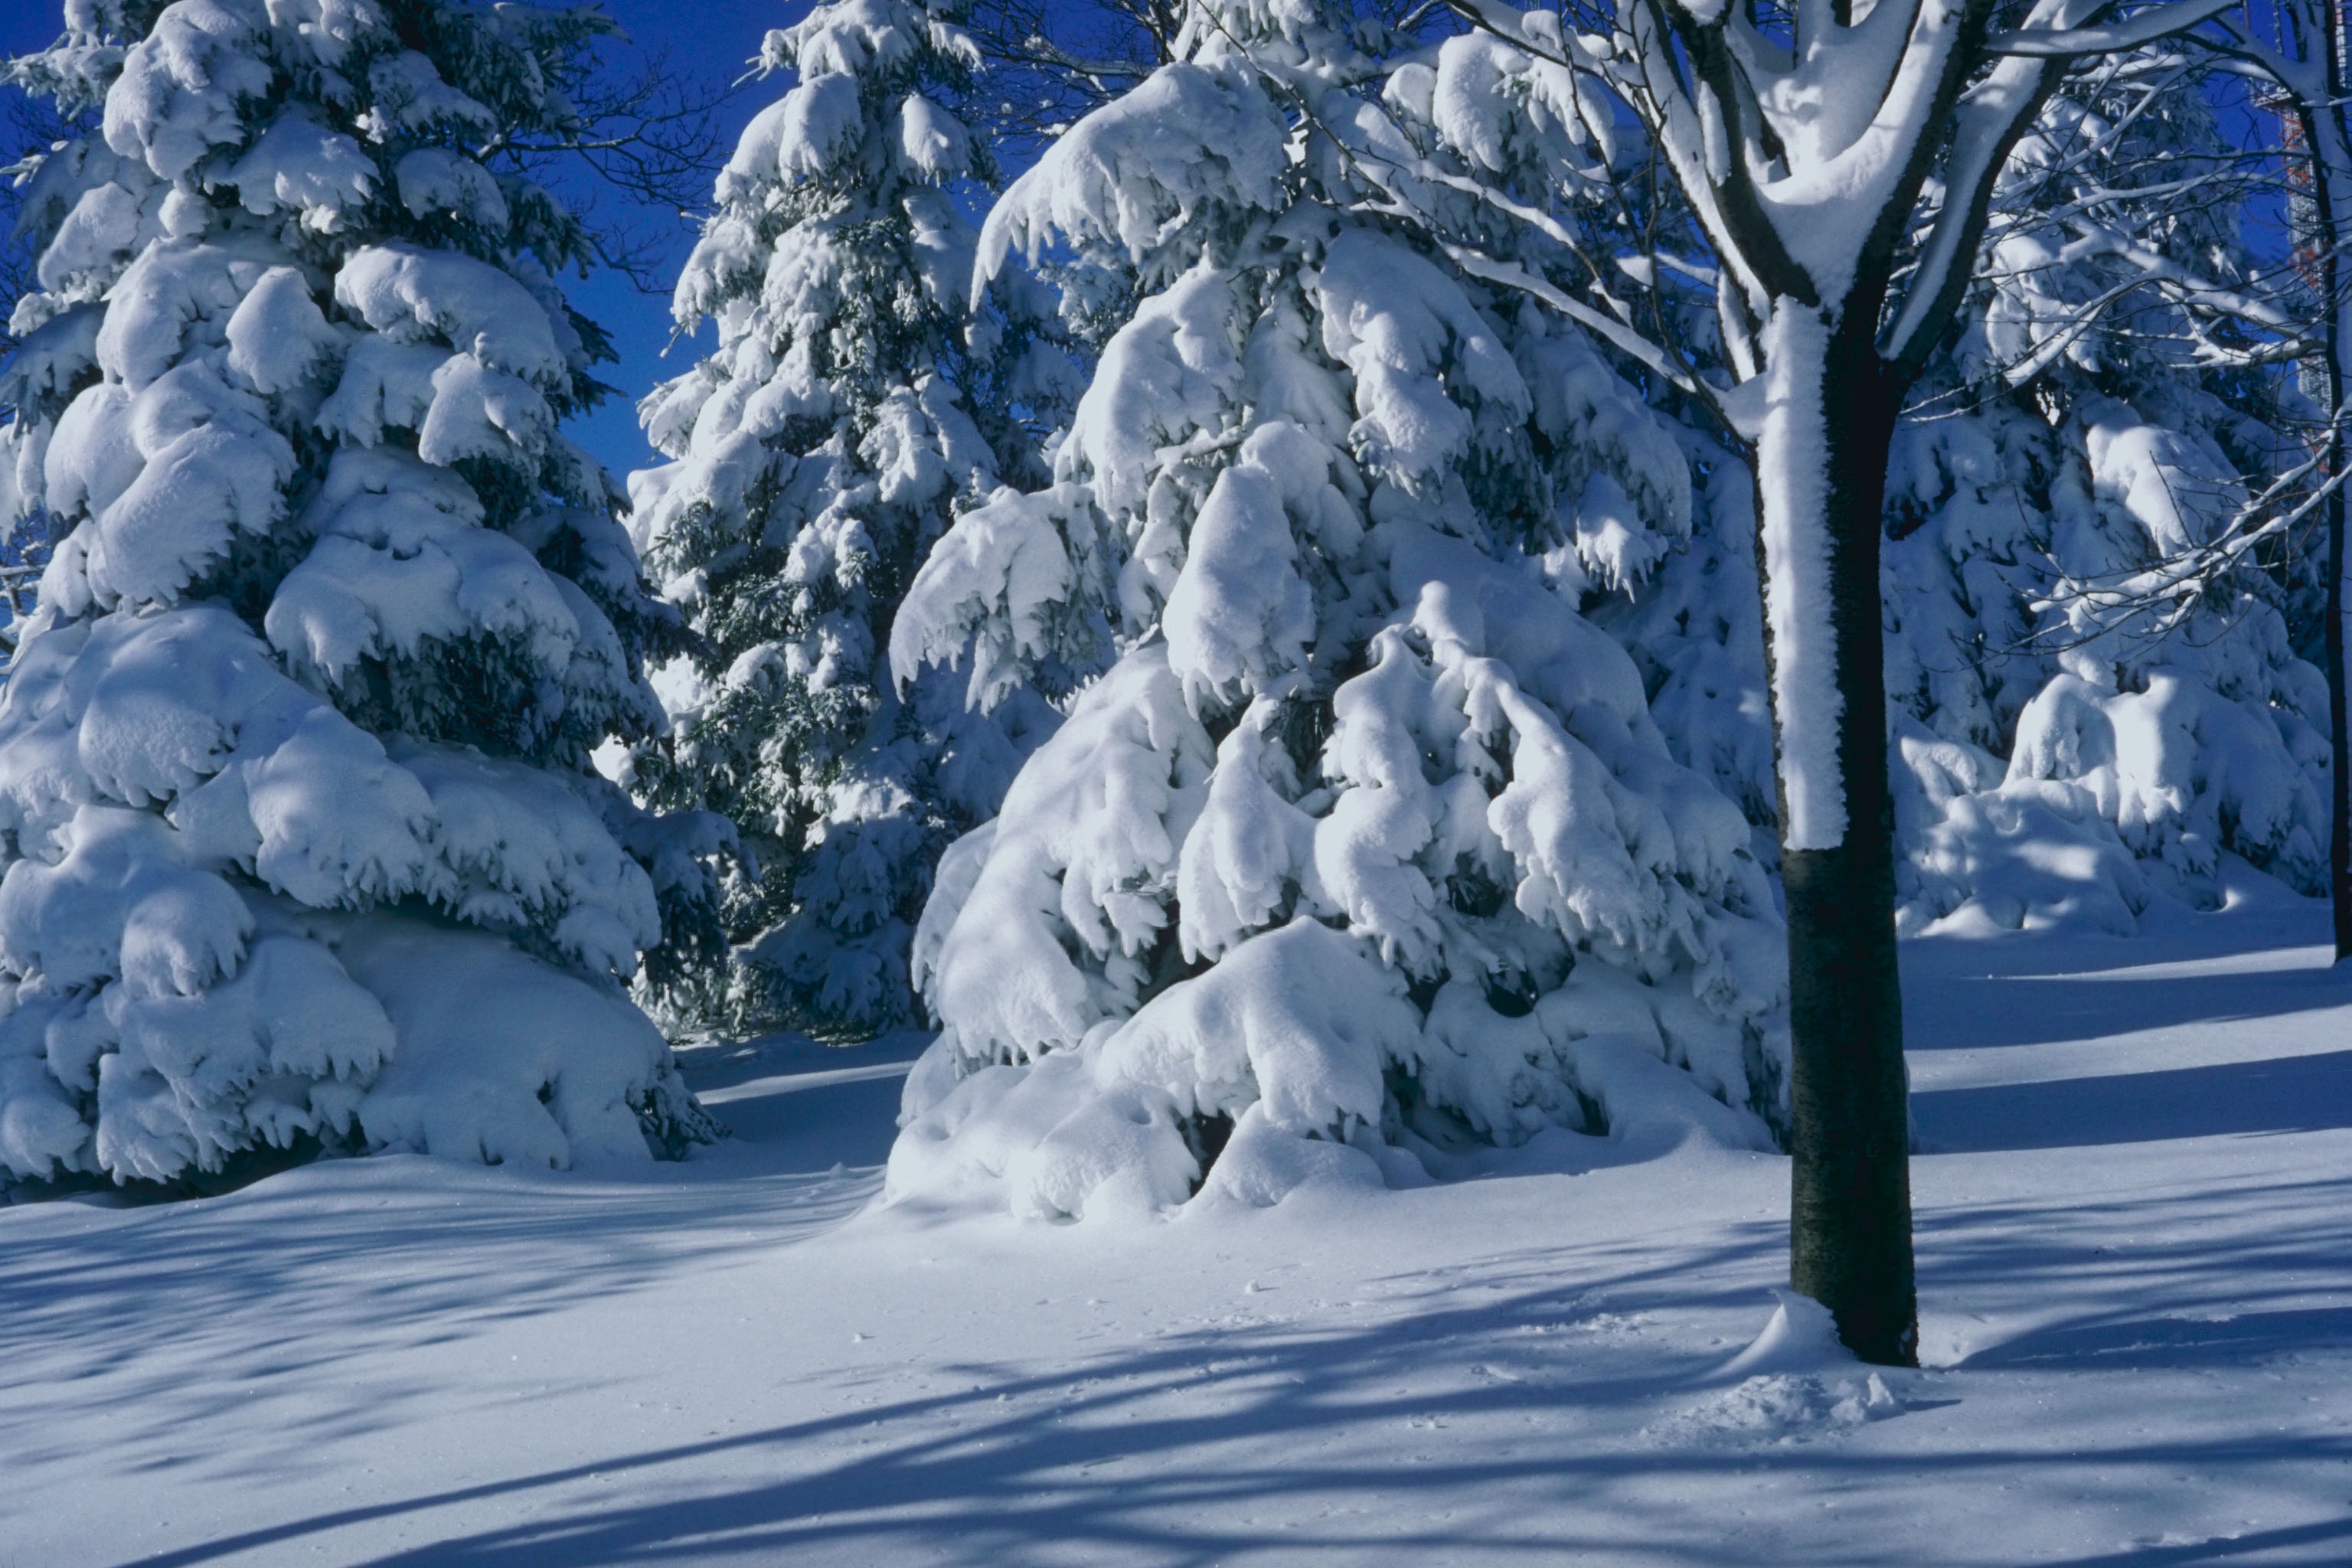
[7,871,2352,1566]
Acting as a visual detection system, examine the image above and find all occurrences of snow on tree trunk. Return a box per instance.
[1756,306,1849,852]
[0,0,717,1191]
[621,0,1065,1037]
[1759,299,1916,1377]
[881,5,1788,1224]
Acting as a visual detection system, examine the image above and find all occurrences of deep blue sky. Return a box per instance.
[542,2,792,483]
[2,2,807,486]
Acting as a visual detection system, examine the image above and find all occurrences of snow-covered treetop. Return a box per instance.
[896,1,1683,714]
[637,0,1027,588]
[665,0,986,340]
[2,0,666,760]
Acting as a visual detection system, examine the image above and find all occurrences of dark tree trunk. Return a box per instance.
[1772,306,1918,1367]
[2311,65,2352,963]
[2328,348,2350,964]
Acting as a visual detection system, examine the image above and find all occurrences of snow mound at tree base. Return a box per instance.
[1644,1292,1906,1447]
[1648,1368,1902,1446]
[884,919,1778,1224]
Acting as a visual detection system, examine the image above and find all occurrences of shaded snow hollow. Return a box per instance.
[5,865,2352,1563]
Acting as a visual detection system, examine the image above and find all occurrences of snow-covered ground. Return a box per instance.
[6,872,2352,1566]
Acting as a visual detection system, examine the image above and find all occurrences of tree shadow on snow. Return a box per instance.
[672,1031,933,1098]
[1911,1049,2352,1150]
[1901,961,2352,1054]
[1896,877,2352,1054]
[1900,868,2331,990]
[0,1067,905,1475]
[34,965,2352,1564]
[2033,1517,2352,1566]
[84,1230,1812,1566]
[1965,1303,2352,1369]
[96,1197,2352,1568]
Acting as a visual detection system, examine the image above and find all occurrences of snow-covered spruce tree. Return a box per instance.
[624,0,1063,1037]
[2139,0,2352,959]
[0,0,723,1191]
[881,1,1787,1222]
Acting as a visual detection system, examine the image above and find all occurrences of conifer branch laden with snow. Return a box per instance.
[622,0,1068,1038]
[883,0,1790,1225]
[2141,0,2352,963]
[0,0,727,1191]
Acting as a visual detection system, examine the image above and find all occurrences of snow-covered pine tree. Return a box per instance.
[882,0,1787,1221]
[623,0,1063,1037]
[0,0,722,1191]
[1939,72,2328,924]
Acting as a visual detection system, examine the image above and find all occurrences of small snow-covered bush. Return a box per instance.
[622,0,1064,1037]
[1883,387,2326,932]
[0,0,717,1190]
[883,3,1786,1221]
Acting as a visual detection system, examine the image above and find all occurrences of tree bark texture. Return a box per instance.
[2308,55,2352,962]
[2326,334,2350,963]
[1769,306,1919,1367]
